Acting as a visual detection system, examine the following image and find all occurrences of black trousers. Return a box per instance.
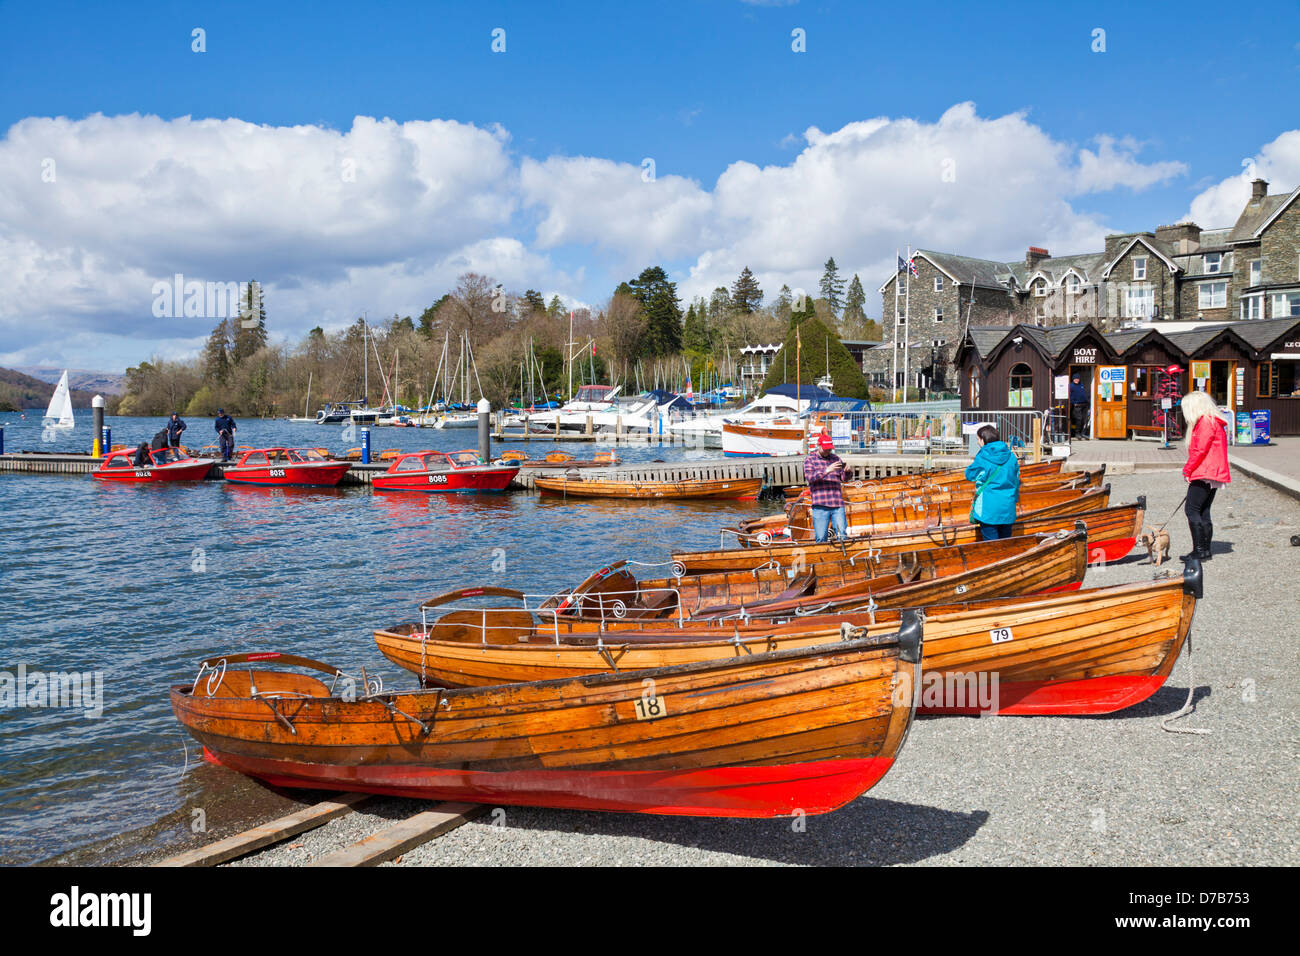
[1185,479,1217,539]
[1070,405,1088,436]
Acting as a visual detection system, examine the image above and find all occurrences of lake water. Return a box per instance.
[0,414,777,864]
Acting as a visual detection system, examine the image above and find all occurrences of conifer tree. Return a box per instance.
[203,318,232,383]
[819,258,845,317]
[232,280,267,365]
[730,266,763,314]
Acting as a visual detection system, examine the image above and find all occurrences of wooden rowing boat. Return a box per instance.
[674,499,1146,574]
[531,530,1085,622]
[741,485,1112,541]
[372,561,1200,716]
[814,468,1104,504]
[173,613,922,818]
[534,475,763,500]
[499,450,620,468]
[785,457,1068,497]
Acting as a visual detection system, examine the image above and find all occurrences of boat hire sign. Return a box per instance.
[1072,348,1098,364]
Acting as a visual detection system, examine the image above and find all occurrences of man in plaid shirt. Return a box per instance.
[804,432,848,541]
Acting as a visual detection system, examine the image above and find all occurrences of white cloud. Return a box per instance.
[0,104,1269,370]
[1075,135,1187,193]
[1186,130,1300,227]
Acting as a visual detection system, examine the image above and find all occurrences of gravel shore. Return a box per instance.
[218,469,1300,866]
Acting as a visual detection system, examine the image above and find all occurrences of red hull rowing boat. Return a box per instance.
[201,749,897,816]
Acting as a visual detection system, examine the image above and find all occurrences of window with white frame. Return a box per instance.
[896,310,906,326]
[1272,292,1300,318]
[1249,259,1262,286]
[1125,285,1154,318]
[934,276,943,292]
[934,306,943,322]
[1034,280,1046,297]
[1240,295,1263,320]
[1204,252,1222,274]
[1198,281,1227,309]
[1133,257,1147,280]
[1066,275,1080,294]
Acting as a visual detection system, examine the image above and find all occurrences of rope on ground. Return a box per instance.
[1161,632,1210,736]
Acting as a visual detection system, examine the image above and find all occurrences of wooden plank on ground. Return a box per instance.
[305,803,487,867]
[155,792,372,867]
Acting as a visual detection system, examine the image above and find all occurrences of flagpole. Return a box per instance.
[892,249,900,404]
[904,245,912,404]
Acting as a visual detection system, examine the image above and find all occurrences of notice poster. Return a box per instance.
[1192,360,1210,380]
[1236,411,1253,445]
[831,418,851,444]
[1054,375,1069,399]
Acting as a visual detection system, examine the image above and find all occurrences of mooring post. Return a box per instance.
[1031,417,1043,463]
[361,427,371,464]
[478,397,491,462]
[0,425,4,456]
[91,395,105,457]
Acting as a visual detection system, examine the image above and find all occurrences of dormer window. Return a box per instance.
[1034,280,1046,297]
[1204,252,1222,274]
[1066,275,1080,295]
[1133,257,1147,280]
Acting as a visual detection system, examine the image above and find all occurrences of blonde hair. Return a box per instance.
[1180,389,1220,439]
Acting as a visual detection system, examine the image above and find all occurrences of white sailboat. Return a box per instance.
[43,370,76,430]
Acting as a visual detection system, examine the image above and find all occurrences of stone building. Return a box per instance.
[870,179,1300,392]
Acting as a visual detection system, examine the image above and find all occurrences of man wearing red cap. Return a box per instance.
[804,432,848,541]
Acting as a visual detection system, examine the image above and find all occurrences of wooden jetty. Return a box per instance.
[0,450,977,491]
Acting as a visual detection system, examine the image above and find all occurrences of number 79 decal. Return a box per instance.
[989,627,1014,644]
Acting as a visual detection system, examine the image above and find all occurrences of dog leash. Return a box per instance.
[1149,492,1189,536]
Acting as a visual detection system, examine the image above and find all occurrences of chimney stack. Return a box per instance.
[1025,246,1050,271]
[1251,179,1268,201]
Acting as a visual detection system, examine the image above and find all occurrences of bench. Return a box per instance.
[1128,424,1165,442]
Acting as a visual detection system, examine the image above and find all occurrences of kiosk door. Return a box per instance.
[1095,366,1128,439]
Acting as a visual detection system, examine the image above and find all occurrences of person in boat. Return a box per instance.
[213,409,237,461]
[132,441,151,467]
[804,432,848,542]
[165,412,186,449]
[1178,389,1230,562]
[150,428,170,451]
[965,424,1021,540]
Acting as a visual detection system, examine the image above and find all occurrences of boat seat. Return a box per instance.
[689,573,817,620]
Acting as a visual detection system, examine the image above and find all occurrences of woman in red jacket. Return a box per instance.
[1179,390,1231,561]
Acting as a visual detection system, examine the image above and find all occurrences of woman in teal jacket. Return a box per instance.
[964,425,1021,539]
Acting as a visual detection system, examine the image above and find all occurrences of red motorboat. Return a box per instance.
[93,447,214,483]
[371,449,520,493]
[222,448,352,487]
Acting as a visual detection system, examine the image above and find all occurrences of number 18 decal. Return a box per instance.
[989,627,1013,644]
[633,677,667,720]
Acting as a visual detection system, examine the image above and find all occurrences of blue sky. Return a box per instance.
[2,0,1299,369]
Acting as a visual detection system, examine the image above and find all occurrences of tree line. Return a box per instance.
[112,261,883,417]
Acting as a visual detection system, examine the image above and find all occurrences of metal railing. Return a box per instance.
[959,409,1057,454]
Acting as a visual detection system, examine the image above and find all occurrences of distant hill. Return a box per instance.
[0,367,102,412]
[13,366,125,396]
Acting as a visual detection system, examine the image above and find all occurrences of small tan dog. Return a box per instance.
[1137,527,1171,566]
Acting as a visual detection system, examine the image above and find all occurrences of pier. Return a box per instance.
[0,450,983,491]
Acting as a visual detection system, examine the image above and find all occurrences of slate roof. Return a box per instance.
[1228,193,1290,243]
[966,326,1011,358]
[915,250,1017,291]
